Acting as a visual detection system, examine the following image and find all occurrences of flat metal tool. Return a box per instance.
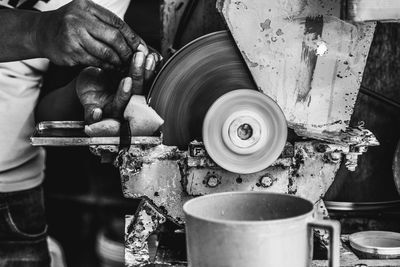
[31,121,161,146]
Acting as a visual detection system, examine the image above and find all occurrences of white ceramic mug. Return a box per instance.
[183,192,340,267]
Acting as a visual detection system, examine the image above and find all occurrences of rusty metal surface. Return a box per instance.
[185,165,291,196]
[119,141,342,222]
[184,141,341,204]
[296,122,379,172]
[218,0,376,138]
[290,142,342,202]
[185,142,293,197]
[117,145,189,224]
[125,200,167,267]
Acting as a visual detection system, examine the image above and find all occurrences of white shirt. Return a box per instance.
[0,0,130,192]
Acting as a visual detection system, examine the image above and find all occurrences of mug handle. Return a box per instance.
[308,219,341,267]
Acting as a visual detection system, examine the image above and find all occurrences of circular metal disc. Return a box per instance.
[393,139,400,195]
[349,231,400,258]
[149,31,257,149]
[203,90,287,174]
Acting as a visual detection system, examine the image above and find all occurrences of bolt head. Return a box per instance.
[206,175,220,187]
[260,175,274,188]
[329,152,341,161]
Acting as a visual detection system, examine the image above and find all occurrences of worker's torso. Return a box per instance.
[0,0,130,192]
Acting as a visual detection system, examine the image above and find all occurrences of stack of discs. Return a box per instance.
[96,231,124,267]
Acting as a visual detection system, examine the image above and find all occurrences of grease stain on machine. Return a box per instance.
[260,19,272,32]
[241,50,259,67]
[276,28,284,36]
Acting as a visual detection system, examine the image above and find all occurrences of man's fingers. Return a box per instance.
[93,108,103,121]
[144,53,156,81]
[129,52,145,94]
[148,46,163,63]
[84,105,103,124]
[76,67,109,102]
[89,1,148,55]
[77,40,118,70]
[85,21,132,64]
[110,77,133,117]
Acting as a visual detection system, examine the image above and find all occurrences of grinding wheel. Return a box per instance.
[149,31,257,149]
[149,31,287,173]
[203,90,287,174]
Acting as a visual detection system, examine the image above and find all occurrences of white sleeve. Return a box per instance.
[33,0,131,19]
[93,0,131,19]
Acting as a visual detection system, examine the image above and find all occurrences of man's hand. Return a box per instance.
[76,67,131,124]
[129,48,162,94]
[76,49,161,124]
[34,0,148,69]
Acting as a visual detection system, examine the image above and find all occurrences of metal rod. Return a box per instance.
[360,86,400,110]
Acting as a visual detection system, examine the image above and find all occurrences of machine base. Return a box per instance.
[125,220,400,267]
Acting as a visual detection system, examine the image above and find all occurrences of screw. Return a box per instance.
[260,175,274,188]
[206,175,220,188]
[329,152,342,163]
[345,153,360,171]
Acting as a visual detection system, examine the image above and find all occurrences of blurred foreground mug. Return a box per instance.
[183,192,340,267]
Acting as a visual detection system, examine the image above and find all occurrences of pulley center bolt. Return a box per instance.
[237,123,253,140]
[222,111,267,155]
[227,115,261,148]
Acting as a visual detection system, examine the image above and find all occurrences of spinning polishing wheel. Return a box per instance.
[149,31,287,174]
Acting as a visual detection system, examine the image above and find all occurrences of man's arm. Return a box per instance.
[0,9,42,62]
[0,0,149,69]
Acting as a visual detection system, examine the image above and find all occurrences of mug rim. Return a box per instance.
[183,191,314,225]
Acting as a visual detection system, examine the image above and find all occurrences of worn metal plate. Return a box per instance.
[218,0,376,136]
[186,141,341,204]
[118,145,190,223]
[119,141,343,221]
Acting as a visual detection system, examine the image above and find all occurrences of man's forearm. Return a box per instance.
[0,9,41,62]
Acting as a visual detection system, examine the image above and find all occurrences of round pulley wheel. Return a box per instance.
[203,90,287,174]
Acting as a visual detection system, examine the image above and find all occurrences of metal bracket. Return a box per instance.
[125,199,167,267]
